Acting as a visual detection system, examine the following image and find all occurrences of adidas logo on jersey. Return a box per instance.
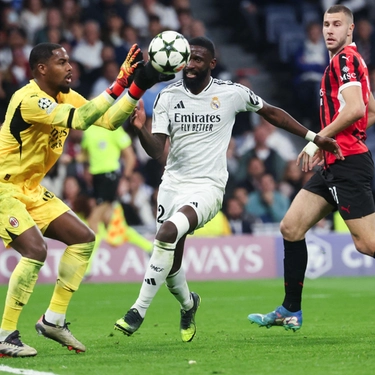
[174,100,185,109]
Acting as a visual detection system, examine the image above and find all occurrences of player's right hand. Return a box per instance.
[134,62,175,91]
[314,135,344,159]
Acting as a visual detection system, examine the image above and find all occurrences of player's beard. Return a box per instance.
[59,84,70,94]
[183,67,210,92]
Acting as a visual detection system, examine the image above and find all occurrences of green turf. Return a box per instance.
[0,277,374,375]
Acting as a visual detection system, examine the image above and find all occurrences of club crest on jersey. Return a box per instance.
[211,96,220,110]
[38,98,53,110]
[9,216,19,228]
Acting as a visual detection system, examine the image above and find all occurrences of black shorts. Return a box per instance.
[92,171,121,204]
[303,152,375,220]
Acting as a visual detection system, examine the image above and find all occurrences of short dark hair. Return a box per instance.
[326,5,353,22]
[189,36,215,58]
[29,42,62,70]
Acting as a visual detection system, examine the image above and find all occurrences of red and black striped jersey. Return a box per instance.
[320,43,370,165]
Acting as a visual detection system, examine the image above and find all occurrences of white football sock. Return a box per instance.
[165,268,193,311]
[44,310,66,327]
[132,240,174,318]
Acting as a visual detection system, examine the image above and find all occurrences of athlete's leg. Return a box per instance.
[0,226,46,339]
[43,210,95,325]
[345,213,375,257]
[130,205,197,318]
[165,235,192,310]
[280,189,333,311]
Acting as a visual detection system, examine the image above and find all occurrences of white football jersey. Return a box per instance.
[152,77,263,190]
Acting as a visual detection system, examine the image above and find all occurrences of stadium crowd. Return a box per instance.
[1,0,375,238]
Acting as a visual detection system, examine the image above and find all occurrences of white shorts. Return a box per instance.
[156,181,224,232]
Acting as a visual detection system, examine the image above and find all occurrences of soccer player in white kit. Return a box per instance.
[114,36,343,342]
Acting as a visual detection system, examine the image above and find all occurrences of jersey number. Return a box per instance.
[329,186,339,204]
[157,204,165,224]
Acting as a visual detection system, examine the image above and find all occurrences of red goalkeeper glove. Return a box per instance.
[106,44,143,99]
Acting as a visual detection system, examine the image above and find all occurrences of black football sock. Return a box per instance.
[282,238,307,312]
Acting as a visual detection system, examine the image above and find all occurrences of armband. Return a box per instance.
[305,130,317,142]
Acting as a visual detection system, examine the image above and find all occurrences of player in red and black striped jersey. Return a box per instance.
[248,5,375,331]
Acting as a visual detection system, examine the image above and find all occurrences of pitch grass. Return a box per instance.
[0,277,374,375]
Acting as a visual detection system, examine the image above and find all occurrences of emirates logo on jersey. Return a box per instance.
[211,96,220,109]
[9,216,19,228]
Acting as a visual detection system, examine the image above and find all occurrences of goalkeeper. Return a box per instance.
[0,42,173,358]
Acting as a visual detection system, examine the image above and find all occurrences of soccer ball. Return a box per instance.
[148,30,190,75]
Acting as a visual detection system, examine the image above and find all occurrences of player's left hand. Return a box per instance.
[297,146,323,172]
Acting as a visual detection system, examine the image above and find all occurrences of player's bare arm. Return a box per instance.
[257,101,341,155]
[131,99,167,159]
[318,85,366,137]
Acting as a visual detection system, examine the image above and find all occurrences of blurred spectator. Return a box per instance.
[19,0,47,43]
[60,0,81,32]
[65,20,84,48]
[237,117,298,162]
[0,4,20,30]
[4,46,32,89]
[236,155,265,193]
[354,18,375,68]
[245,173,290,223]
[69,60,92,98]
[239,1,263,53]
[236,122,287,183]
[102,12,125,47]
[0,27,32,74]
[147,14,165,41]
[279,160,304,202]
[127,0,180,39]
[292,21,329,132]
[189,19,206,38]
[81,0,129,26]
[63,128,87,182]
[119,171,156,227]
[89,59,119,99]
[224,196,258,234]
[114,24,143,68]
[72,20,103,72]
[62,175,88,210]
[34,7,63,44]
[176,7,194,39]
[0,70,16,121]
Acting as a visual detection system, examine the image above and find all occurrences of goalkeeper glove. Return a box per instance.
[128,62,175,100]
[106,44,143,100]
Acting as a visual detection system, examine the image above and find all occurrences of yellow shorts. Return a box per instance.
[0,183,70,246]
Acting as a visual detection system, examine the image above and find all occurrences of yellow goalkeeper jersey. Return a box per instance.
[0,79,137,192]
